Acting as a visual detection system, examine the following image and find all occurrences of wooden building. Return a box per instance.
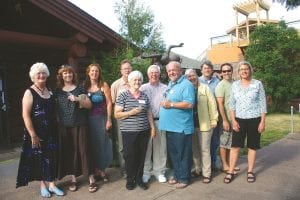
[0,0,124,145]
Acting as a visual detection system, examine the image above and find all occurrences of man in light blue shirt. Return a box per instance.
[159,61,195,188]
[198,60,220,171]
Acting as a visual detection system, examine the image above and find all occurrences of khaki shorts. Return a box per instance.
[220,130,232,149]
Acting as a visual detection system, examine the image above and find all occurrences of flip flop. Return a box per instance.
[40,187,51,198]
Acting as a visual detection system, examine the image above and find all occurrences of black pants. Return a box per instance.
[122,130,149,184]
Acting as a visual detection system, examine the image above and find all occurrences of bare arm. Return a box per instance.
[114,105,141,120]
[147,110,156,138]
[160,99,193,109]
[103,82,112,130]
[216,97,230,131]
[230,110,240,132]
[22,89,41,147]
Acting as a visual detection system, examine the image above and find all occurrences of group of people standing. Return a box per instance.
[16,63,113,197]
[15,58,267,197]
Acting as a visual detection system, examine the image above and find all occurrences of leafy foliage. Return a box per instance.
[274,0,300,10]
[114,0,166,53]
[93,47,151,85]
[245,21,300,110]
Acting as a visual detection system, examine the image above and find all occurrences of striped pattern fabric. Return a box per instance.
[116,90,150,132]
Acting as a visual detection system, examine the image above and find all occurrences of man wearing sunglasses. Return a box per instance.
[215,63,238,174]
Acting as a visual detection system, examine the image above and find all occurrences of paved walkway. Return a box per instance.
[1,133,300,200]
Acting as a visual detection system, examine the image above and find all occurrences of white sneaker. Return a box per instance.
[142,174,151,183]
[157,174,167,183]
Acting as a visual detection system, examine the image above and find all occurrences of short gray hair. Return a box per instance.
[147,64,160,74]
[128,70,143,83]
[29,62,50,82]
[184,68,197,76]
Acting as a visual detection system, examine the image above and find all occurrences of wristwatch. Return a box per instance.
[170,103,174,108]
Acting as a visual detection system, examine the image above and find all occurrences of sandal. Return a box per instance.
[101,174,109,182]
[234,167,240,172]
[89,182,98,193]
[191,171,201,178]
[223,173,234,184]
[168,179,177,185]
[221,169,238,175]
[202,176,211,184]
[68,182,77,192]
[175,183,188,189]
[247,172,256,183]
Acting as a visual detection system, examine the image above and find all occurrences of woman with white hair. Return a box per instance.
[16,62,64,197]
[185,69,218,184]
[114,70,155,190]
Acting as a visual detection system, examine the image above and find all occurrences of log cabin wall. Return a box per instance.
[0,0,124,145]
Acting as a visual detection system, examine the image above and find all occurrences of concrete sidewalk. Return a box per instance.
[1,133,300,200]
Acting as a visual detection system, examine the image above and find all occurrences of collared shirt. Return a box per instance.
[215,79,233,122]
[158,76,195,135]
[140,82,167,119]
[229,79,267,119]
[197,83,218,131]
[111,77,130,104]
[199,76,220,96]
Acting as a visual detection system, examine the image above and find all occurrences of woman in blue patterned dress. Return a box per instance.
[84,63,113,182]
[16,62,64,197]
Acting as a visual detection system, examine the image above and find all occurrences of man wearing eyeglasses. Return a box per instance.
[215,63,237,173]
[111,59,132,177]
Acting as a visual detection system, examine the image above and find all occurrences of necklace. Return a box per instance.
[34,84,45,95]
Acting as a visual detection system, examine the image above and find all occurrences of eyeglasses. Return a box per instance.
[222,70,232,73]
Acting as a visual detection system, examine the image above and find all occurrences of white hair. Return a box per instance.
[128,70,143,83]
[29,62,50,82]
[147,64,160,74]
[184,68,197,76]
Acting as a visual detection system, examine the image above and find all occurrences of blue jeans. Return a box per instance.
[167,132,192,184]
[210,122,221,166]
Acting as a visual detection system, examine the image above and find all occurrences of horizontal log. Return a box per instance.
[0,30,72,49]
[70,32,89,43]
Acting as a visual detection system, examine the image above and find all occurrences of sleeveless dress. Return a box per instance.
[16,88,58,188]
[88,90,113,171]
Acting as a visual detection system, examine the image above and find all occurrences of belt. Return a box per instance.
[153,118,159,120]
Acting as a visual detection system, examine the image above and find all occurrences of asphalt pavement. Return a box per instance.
[1,132,300,200]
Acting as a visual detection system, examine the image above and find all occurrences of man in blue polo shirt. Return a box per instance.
[159,61,195,189]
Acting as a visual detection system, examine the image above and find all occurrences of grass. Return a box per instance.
[240,113,300,155]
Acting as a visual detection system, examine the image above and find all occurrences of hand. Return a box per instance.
[129,107,142,116]
[160,99,171,109]
[223,120,230,132]
[68,94,77,102]
[150,127,156,138]
[31,135,41,148]
[232,120,240,132]
[258,121,265,133]
[211,123,217,129]
[106,119,112,131]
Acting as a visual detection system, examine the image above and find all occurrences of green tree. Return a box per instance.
[114,0,166,53]
[274,0,300,10]
[245,21,300,111]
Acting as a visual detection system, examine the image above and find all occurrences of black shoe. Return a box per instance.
[138,182,148,190]
[126,182,136,190]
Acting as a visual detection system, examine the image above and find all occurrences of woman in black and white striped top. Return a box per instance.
[114,70,155,191]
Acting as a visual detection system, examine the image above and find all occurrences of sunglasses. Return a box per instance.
[222,70,232,73]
